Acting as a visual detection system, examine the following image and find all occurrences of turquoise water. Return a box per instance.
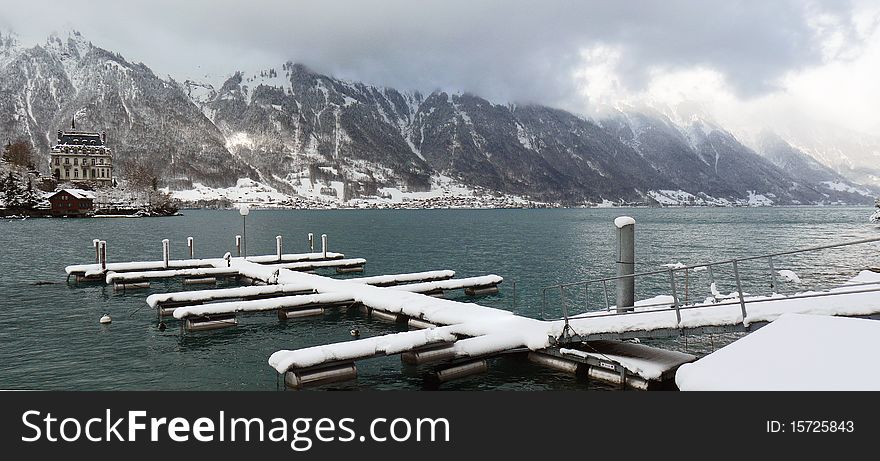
[0,207,877,390]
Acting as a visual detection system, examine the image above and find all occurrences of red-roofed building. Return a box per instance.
[48,189,95,217]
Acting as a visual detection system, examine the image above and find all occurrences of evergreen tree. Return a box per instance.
[2,172,22,209]
[21,178,39,210]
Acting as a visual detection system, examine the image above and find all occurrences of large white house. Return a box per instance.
[49,119,113,187]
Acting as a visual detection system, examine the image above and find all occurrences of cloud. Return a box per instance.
[1,0,876,134]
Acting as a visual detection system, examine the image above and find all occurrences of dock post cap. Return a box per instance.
[614,216,635,228]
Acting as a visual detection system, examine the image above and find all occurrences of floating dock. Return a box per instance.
[63,228,880,391]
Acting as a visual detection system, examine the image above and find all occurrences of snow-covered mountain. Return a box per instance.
[0,30,875,206]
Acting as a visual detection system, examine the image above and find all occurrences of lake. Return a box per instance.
[0,206,877,390]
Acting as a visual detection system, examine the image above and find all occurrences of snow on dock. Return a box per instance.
[170,275,505,319]
[105,267,239,284]
[173,292,358,319]
[262,261,880,387]
[675,313,880,390]
[246,252,344,263]
[146,270,457,309]
[146,283,316,308]
[262,258,367,271]
[67,258,220,276]
[564,270,880,339]
[350,270,455,287]
[66,251,345,276]
[391,275,503,293]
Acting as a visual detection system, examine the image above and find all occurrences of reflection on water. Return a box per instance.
[0,207,877,390]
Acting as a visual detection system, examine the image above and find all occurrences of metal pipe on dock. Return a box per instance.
[527,352,579,374]
[407,318,438,329]
[433,360,488,383]
[585,367,648,391]
[464,285,500,296]
[284,363,358,389]
[370,309,403,323]
[184,315,238,332]
[401,343,456,365]
[615,216,635,312]
[277,307,325,320]
[182,277,217,285]
[113,281,151,292]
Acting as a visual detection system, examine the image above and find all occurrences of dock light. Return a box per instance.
[239,205,250,257]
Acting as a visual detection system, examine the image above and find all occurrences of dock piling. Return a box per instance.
[321,234,328,259]
[100,241,107,272]
[276,236,283,261]
[614,216,635,312]
[162,239,170,269]
[308,233,314,252]
[235,235,242,257]
[187,237,194,259]
[93,239,100,263]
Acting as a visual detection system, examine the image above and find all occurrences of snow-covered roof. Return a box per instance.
[52,188,95,199]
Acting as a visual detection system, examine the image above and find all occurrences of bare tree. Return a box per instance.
[2,140,34,169]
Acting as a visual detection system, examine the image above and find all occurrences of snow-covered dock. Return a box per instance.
[264,263,880,390]
[562,270,880,341]
[65,251,346,278]
[63,225,880,391]
[146,270,457,311]
[168,275,505,330]
[675,313,880,390]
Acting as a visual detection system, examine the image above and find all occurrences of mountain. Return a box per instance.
[0,31,254,188]
[0,30,874,206]
[755,131,875,203]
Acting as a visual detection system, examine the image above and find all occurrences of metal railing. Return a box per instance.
[540,236,880,341]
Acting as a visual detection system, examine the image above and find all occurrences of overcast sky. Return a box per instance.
[2,0,878,137]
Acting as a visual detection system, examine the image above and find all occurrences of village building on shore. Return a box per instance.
[49,119,113,187]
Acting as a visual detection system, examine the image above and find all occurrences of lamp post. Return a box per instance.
[239,205,250,257]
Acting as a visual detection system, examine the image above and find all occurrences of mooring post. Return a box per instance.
[614,216,635,313]
[321,234,328,259]
[276,235,283,261]
[235,235,242,257]
[162,239,170,268]
[187,237,194,259]
[93,239,100,263]
[308,233,314,252]
[100,240,107,272]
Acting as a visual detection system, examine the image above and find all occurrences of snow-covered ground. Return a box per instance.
[675,313,880,390]
[165,175,547,209]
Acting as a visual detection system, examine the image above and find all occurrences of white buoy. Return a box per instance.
[100,314,112,324]
[350,328,360,337]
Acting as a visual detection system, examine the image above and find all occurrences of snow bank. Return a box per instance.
[676,313,880,390]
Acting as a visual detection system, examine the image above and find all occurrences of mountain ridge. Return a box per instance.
[0,30,875,206]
